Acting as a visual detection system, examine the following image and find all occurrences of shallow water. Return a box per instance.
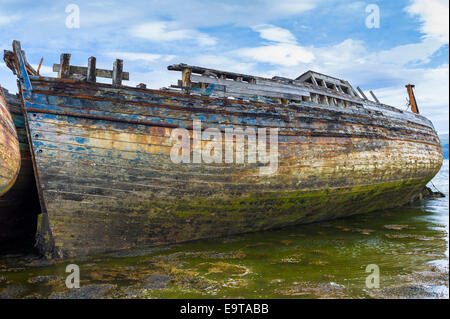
[0,160,448,299]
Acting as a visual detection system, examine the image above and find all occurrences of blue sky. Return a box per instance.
[0,0,448,133]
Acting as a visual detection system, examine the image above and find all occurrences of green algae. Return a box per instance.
[0,203,447,298]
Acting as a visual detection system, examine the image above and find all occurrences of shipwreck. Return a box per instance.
[0,87,19,199]
[0,87,40,250]
[2,40,443,257]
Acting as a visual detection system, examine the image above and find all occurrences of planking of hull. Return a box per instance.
[0,88,41,250]
[4,40,443,257]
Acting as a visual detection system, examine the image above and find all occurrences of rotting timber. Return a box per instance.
[5,41,443,258]
[0,88,41,250]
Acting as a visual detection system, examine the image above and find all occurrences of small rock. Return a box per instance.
[143,274,171,289]
[28,275,59,284]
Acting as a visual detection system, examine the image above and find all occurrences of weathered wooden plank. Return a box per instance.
[357,86,368,100]
[190,74,310,100]
[26,90,439,144]
[112,59,123,86]
[59,53,71,79]
[87,57,96,83]
[29,75,431,130]
[29,113,440,183]
[370,90,380,103]
[53,64,130,80]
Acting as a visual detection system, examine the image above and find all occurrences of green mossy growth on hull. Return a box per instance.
[38,176,433,257]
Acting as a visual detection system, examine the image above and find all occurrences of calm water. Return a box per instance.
[0,160,448,299]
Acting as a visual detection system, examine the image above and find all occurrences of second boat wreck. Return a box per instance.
[4,41,443,257]
[0,88,41,250]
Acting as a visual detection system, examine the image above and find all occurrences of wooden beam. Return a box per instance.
[181,68,192,87]
[342,81,356,97]
[112,59,123,86]
[59,53,71,79]
[406,84,419,114]
[169,63,256,82]
[369,90,380,103]
[87,57,96,83]
[356,86,368,100]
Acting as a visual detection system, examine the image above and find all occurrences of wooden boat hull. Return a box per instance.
[8,43,442,257]
[16,78,441,257]
[0,89,40,250]
[0,89,20,197]
[0,87,23,248]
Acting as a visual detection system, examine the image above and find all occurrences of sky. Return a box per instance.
[0,0,448,133]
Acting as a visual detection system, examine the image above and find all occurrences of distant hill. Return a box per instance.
[439,133,449,159]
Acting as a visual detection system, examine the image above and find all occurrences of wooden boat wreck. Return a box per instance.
[0,87,20,198]
[4,40,443,257]
[0,85,22,248]
[0,87,40,250]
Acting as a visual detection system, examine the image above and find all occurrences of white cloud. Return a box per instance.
[374,38,444,65]
[252,24,297,44]
[235,24,314,66]
[190,55,256,74]
[265,0,317,15]
[312,39,367,68]
[406,0,449,44]
[105,52,176,63]
[235,44,315,66]
[131,21,216,46]
[129,0,319,28]
[0,14,20,25]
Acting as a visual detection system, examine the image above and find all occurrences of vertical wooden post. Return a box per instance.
[406,84,419,114]
[201,72,208,89]
[181,68,191,87]
[181,68,191,94]
[356,86,368,100]
[369,90,380,103]
[59,53,71,79]
[87,56,96,83]
[112,59,123,86]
